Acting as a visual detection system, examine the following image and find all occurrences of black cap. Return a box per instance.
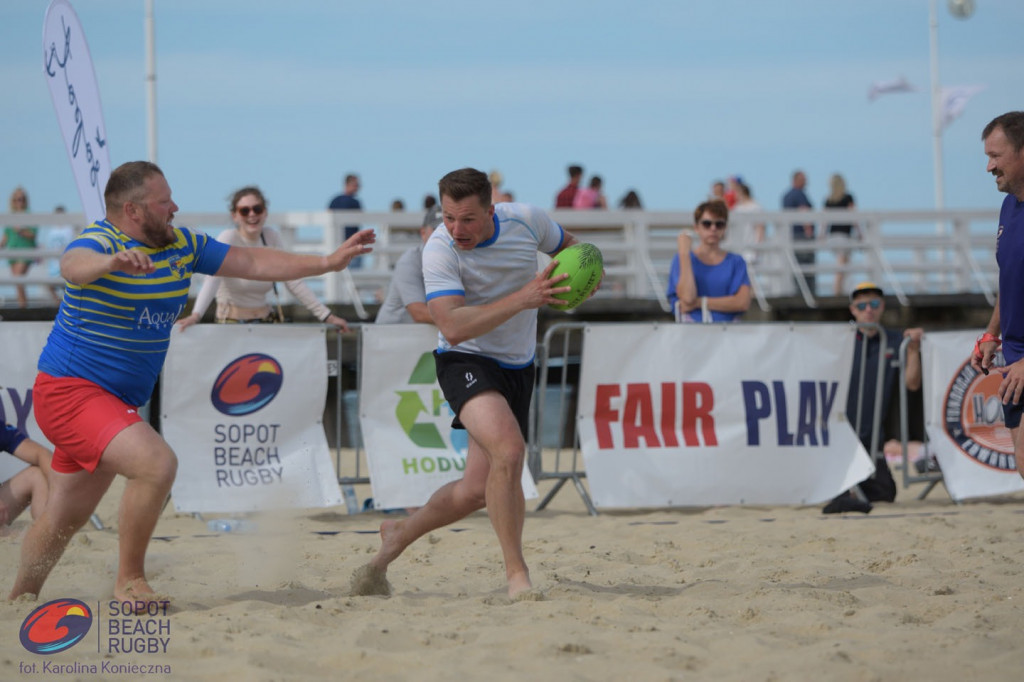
[850,281,884,301]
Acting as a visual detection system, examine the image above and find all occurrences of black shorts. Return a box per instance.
[1003,399,1024,429]
[433,350,534,439]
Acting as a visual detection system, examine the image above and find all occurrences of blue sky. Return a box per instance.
[2,0,1022,215]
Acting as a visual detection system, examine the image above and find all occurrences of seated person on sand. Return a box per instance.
[823,282,923,514]
[1,420,51,529]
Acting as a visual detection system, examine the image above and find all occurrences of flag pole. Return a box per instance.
[928,0,944,213]
[145,0,158,163]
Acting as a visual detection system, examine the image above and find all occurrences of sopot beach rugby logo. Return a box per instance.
[19,598,93,654]
[210,353,284,416]
[943,352,1016,472]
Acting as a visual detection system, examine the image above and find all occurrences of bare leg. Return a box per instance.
[97,423,178,609]
[11,262,29,308]
[0,467,48,524]
[353,439,491,596]
[458,394,532,598]
[356,390,532,599]
[370,475,487,570]
[834,251,849,297]
[8,468,115,599]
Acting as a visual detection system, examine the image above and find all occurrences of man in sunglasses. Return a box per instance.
[823,281,923,513]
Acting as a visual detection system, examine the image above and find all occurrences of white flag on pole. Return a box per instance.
[867,76,916,102]
[940,85,986,131]
[42,0,111,224]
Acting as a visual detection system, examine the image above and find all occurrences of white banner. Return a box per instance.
[43,0,112,224]
[0,323,52,483]
[923,331,1024,501]
[576,323,874,508]
[163,325,342,513]
[360,325,538,510]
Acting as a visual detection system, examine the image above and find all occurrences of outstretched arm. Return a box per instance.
[216,228,375,281]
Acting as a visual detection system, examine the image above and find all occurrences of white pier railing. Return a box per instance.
[0,207,999,312]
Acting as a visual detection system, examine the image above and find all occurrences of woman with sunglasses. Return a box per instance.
[177,186,349,329]
[667,199,751,323]
[2,187,38,308]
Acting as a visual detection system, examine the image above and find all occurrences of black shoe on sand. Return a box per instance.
[822,495,873,514]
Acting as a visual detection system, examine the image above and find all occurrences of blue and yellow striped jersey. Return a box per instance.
[38,219,230,406]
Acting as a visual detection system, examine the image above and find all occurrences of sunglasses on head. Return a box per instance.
[700,219,727,229]
[854,299,882,311]
[236,204,265,217]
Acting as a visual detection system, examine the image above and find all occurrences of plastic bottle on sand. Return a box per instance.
[206,519,258,533]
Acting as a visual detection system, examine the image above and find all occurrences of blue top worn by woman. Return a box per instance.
[666,251,750,323]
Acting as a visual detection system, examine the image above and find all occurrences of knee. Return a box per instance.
[490,446,525,479]
[158,452,178,484]
[141,449,178,486]
[462,487,487,510]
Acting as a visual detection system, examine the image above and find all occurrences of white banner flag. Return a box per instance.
[0,323,52,483]
[940,84,986,131]
[43,0,112,224]
[923,331,1024,501]
[163,325,342,513]
[576,323,873,508]
[867,76,916,102]
[359,325,538,510]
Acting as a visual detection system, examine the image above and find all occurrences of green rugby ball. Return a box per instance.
[548,243,603,310]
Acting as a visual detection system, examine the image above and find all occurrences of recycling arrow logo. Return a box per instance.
[393,352,463,452]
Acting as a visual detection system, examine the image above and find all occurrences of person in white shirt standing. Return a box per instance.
[177,186,349,329]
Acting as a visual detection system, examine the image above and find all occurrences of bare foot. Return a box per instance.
[349,563,391,597]
[507,571,533,600]
[512,588,544,602]
[114,578,172,615]
[372,519,406,568]
[8,592,38,603]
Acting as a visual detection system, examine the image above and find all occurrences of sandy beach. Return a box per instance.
[3,464,1024,682]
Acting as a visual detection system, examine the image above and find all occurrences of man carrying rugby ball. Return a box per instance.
[352,167,586,600]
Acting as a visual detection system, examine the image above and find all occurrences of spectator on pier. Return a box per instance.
[667,199,751,323]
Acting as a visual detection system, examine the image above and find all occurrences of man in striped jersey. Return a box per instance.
[8,161,374,609]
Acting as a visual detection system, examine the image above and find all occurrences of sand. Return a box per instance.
[2,465,1024,682]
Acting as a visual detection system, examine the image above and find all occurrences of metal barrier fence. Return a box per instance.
[329,320,943,515]
[0,207,1000,311]
[524,321,943,514]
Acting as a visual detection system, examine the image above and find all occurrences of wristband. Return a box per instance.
[319,310,332,323]
[973,332,1001,360]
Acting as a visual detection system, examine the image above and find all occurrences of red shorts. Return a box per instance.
[33,373,144,474]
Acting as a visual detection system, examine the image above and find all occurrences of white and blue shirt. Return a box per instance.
[422,203,565,368]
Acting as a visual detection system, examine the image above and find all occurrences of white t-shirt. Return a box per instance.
[422,202,565,367]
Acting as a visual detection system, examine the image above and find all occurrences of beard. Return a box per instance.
[140,205,176,247]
